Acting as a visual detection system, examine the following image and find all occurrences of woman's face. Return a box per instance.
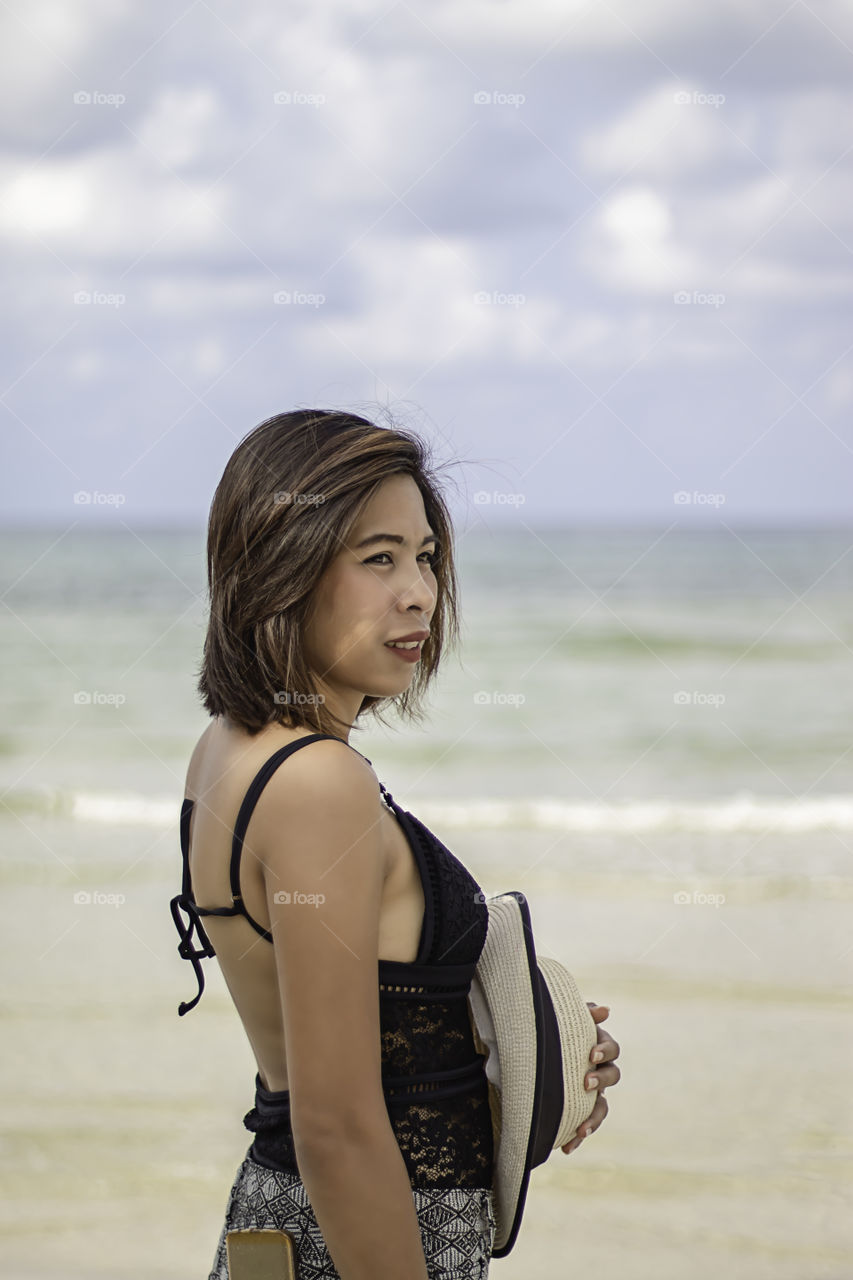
[303,474,439,732]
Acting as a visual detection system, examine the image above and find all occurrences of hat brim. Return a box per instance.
[468,892,598,1257]
[468,891,544,1257]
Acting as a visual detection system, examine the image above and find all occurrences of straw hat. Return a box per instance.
[467,891,598,1257]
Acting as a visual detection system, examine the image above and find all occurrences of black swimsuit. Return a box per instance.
[170,733,494,1190]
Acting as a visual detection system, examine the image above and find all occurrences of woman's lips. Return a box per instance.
[384,641,422,663]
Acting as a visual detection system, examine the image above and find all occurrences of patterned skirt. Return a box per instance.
[208,1147,496,1280]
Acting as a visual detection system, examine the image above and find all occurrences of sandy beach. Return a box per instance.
[1,848,850,1279]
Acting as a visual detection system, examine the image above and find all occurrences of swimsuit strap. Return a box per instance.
[171,732,373,1015]
[227,734,361,928]
[170,796,218,1015]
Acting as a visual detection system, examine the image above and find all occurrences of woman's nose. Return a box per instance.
[396,570,435,614]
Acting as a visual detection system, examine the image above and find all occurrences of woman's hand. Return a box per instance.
[561,1003,621,1155]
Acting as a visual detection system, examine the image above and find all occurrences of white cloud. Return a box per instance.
[0,163,93,235]
[1,0,852,522]
[0,146,231,259]
[346,0,762,57]
[302,235,485,368]
[336,0,853,86]
[581,83,736,181]
[576,81,853,300]
[582,184,699,293]
[135,86,228,171]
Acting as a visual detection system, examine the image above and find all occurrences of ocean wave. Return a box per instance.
[6,786,853,833]
[416,794,853,833]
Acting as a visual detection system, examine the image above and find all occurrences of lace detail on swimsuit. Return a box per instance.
[385,1084,494,1187]
[379,990,476,1077]
[245,1074,494,1191]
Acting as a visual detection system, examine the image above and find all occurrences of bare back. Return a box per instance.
[183,717,426,1093]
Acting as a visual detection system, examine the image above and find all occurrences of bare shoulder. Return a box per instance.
[252,734,380,822]
[248,735,389,882]
[184,721,216,799]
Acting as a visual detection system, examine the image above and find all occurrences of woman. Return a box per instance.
[170,409,621,1279]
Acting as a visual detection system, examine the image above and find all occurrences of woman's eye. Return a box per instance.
[365,552,436,566]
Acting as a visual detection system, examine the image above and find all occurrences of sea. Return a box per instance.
[1,525,851,1279]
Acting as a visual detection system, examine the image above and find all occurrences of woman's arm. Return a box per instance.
[254,740,429,1280]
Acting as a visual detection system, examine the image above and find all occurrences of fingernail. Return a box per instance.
[591,1049,604,1062]
[584,1125,593,1138]
[586,1075,598,1090]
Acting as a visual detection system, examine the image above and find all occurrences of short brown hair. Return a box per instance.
[196,408,461,738]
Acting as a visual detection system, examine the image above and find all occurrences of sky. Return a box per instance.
[1,0,852,530]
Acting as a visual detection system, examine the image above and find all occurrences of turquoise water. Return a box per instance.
[1,526,851,863]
